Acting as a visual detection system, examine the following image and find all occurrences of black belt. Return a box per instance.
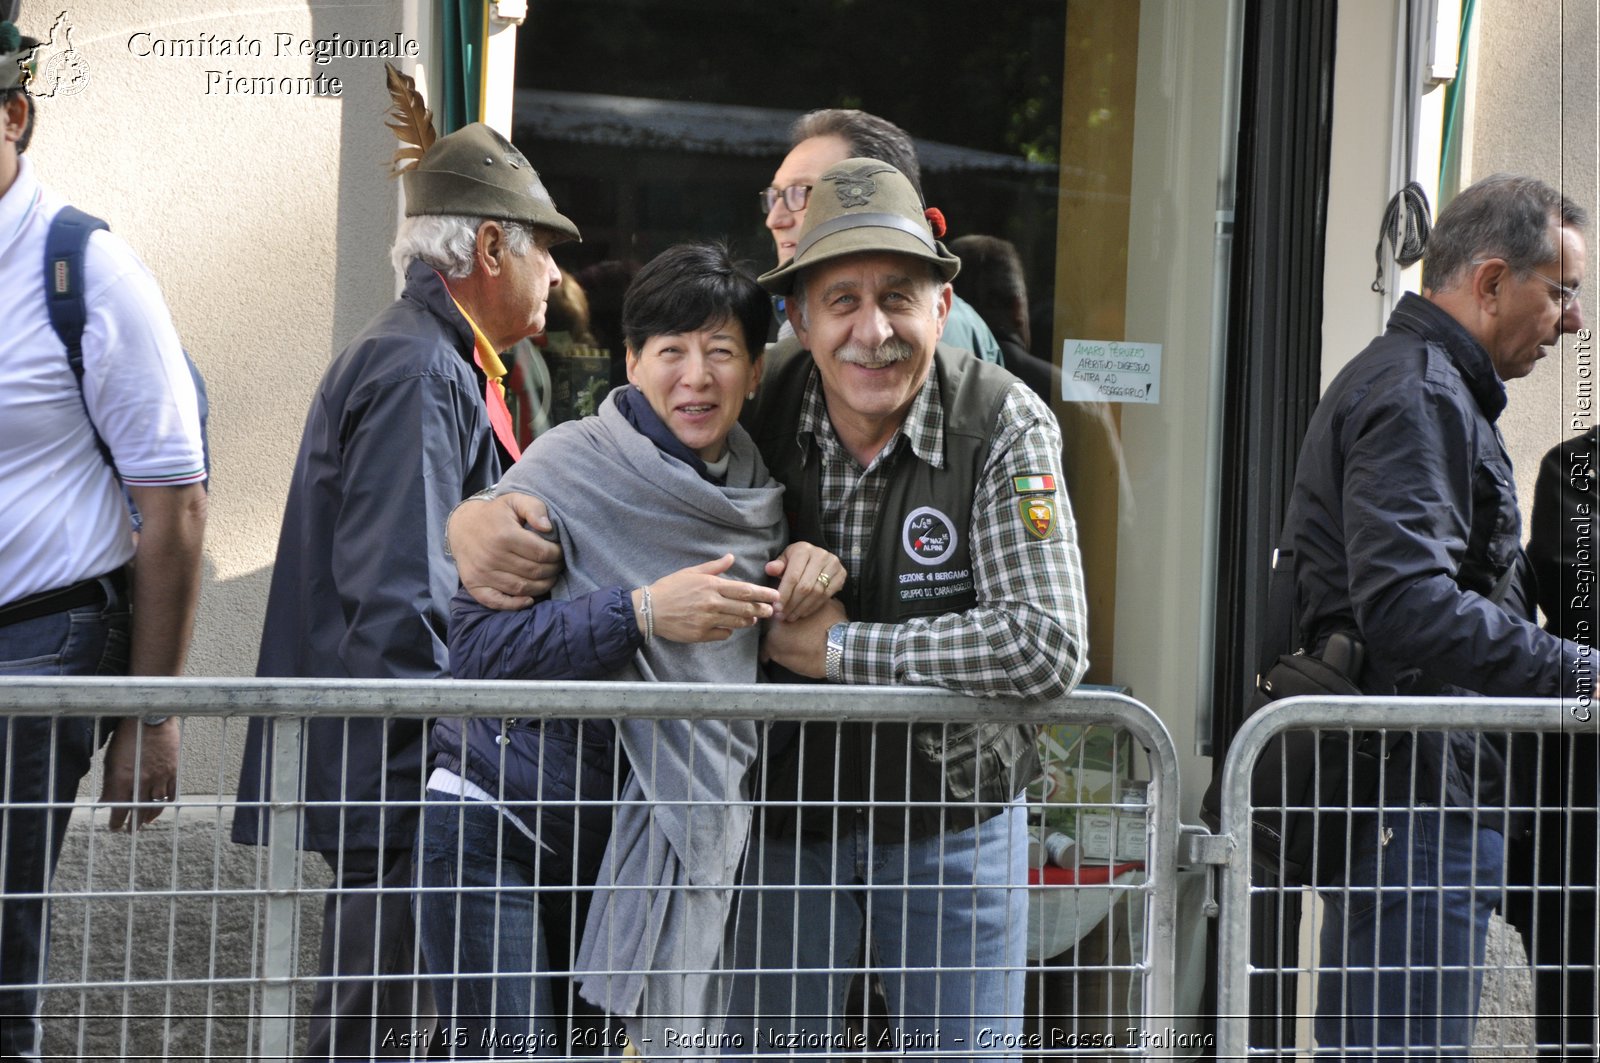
[0,569,128,630]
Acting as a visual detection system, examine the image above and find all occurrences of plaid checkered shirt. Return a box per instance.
[794,363,1089,698]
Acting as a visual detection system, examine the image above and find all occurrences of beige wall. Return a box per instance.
[1322,0,1598,527]
[1322,0,1406,380]
[1114,0,1236,814]
[26,2,408,784]
[1472,0,1598,532]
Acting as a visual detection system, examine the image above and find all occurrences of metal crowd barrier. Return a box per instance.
[0,677,1183,1062]
[1212,695,1600,1061]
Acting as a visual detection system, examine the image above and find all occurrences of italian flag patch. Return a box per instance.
[1012,474,1055,495]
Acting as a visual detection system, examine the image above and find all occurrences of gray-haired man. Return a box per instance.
[761,108,1005,366]
[1281,173,1587,1058]
[233,120,580,1061]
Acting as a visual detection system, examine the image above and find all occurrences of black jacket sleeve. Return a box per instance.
[1530,427,1599,643]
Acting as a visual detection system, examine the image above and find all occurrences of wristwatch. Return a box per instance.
[825,623,847,683]
[444,486,499,560]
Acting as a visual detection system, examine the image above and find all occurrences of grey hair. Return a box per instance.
[790,261,945,330]
[1423,174,1588,292]
[390,214,534,278]
[790,108,923,201]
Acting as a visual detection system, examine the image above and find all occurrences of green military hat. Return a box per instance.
[404,122,580,243]
[0,16,38,92]
[759,157,960,295]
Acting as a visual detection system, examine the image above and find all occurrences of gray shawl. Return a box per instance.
[500,390,785,1047]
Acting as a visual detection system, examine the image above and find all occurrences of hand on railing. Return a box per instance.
[101,717,180,830]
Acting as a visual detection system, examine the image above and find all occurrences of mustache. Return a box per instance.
[835,337,916,366]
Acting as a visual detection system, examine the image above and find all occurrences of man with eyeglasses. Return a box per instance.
[233,118,581,1061]
[1276,173,1589,1059]
[760,108,1006,367]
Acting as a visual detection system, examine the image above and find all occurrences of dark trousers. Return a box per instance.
[303,847,436,1062]
[0,585,129,1063]
[1503,734,1600,1063]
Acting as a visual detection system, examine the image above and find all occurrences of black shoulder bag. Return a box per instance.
[1200,548,1384,885]
[1202,548,1520,885]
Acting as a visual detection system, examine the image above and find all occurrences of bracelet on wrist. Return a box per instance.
[640,586,655,643]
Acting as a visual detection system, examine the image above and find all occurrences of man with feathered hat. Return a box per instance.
[232,68,580,1061]
[0,4,207,1058]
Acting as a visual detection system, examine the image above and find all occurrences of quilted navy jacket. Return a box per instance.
[430,584,639,871]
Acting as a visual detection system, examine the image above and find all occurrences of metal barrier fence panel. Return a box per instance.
[1214,695,1600,1062]
[0,678,1183,1062]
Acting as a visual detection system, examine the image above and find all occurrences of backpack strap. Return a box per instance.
[45,205,109,378]
[44,205,115,471]
[43,206,212,515]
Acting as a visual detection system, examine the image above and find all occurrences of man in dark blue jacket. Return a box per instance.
[233,121,580,1061]
[1283,174,1587,1059]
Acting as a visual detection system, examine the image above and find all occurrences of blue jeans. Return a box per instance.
[724,805,1028,1060]
[0,580,129,1063]
[1315,808,1504,1061]
[417,794,588,1059]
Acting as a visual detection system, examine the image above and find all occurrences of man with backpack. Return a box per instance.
[0,12,207,1059]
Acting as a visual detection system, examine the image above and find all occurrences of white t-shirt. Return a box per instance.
[0,157,205,606]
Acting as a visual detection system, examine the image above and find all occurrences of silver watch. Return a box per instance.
[444,487,499,560]
[825,623,847,683]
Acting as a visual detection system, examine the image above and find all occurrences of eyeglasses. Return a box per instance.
[1472,258,1582,309]
[759,183,812,215]
[1527,268,1583,310]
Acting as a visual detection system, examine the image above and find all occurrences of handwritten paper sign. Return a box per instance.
[1060,339,1162,405]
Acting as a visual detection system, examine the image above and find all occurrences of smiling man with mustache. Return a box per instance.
[709,159,1088,1056]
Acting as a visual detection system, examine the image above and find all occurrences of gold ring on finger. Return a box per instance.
[816,572,832,590]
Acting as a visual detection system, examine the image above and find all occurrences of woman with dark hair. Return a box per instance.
[419,242,843,1056]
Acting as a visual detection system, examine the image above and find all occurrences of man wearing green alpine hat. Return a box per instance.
[445,157,1088,1052]
[233,92,580,1060]
[719,156,1088,1054]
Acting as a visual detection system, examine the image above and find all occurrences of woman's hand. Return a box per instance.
[633,554,782,644]
[765,542,847,622]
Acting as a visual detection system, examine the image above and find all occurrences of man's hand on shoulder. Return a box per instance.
[448,493,564,609]
[761,597,847,678]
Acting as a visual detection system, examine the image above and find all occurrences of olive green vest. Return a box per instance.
[748,343,1042,842]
